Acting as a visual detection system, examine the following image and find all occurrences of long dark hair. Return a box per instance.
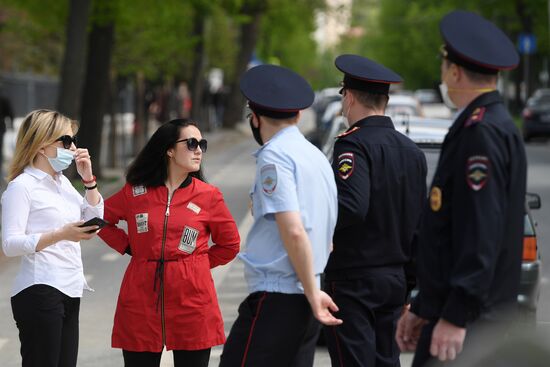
[126,119,206,187]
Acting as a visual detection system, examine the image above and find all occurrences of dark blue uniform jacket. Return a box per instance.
[325,115,427,296]
[411,91,527,327]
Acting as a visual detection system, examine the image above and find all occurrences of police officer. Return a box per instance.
[323,54,427,367]
[396,10,527,366]
[219,64,342,367]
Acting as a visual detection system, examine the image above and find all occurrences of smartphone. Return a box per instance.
[79,217,107,233]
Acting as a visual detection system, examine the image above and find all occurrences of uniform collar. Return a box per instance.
[253,125,300,157]
[447,90,501,139]
[351,115,395,130]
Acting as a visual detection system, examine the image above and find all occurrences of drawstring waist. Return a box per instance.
[148,258,177,312]
[139,254,208,313]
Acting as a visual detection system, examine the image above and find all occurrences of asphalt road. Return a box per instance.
[0,119,549,366]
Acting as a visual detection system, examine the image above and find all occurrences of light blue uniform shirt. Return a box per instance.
[239,125,338,294]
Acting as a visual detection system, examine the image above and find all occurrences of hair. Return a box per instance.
[7,109,77,182]
[444,59,498,85]
[126,119,205,187]
[349,89,389,111]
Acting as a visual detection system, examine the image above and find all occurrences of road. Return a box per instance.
[0,117,549,366]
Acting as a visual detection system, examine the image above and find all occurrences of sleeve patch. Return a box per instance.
[466,155,490,191]
[464,107,486,127]
[337,152,354,180]
[260,164,277,196]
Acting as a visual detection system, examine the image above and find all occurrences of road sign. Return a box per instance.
[518,33,537,55]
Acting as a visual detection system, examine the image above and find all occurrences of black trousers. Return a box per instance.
[11,284,81,367]
[323,269,407,367]
[219,291,319,367]
[123,348,211,367]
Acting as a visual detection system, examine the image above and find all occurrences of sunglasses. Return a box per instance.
[56,135,77,149]
[176,137,207,152]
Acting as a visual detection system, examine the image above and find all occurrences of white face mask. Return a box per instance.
[341,94,351,125]
[46,147,74,172]
[439,82,457,109]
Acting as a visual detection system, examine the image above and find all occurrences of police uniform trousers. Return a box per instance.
[219,291,319,367]
[324,267,407,367]
[11,284,80,367]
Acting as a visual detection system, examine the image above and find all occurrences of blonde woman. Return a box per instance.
[1,109,103,367]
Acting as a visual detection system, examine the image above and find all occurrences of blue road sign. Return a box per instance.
[518,33,537,55]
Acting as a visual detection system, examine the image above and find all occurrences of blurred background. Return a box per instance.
[0,0,548,178]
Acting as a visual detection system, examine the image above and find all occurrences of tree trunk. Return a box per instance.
[57,0,91,119]
[223,6,264,128]
[134,71,146,153]
[189,15,208,129]
[79,19,115,179]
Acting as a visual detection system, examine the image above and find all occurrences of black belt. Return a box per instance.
[148,258,178,312]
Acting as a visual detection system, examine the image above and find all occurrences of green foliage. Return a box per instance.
[335,0,550,90]
[0,0,67,75]
[255,0,325,88]
[205,5,239,80]
[113,0,195,80]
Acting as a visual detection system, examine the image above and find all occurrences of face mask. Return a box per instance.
[439,82,456,109]
[341,94,351,125]
[47,147,74,172]
[249,116,263,146]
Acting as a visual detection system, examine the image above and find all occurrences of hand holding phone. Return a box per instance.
[78,217,107,233]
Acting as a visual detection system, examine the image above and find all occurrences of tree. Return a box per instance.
[78,0,117,178]
[57,0,92,119]
[223,0,267,128]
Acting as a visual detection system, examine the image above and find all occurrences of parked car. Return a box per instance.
[522,91,550,141]
[519,193,542,321]
[386,94,423,118]
[414,89,441,104]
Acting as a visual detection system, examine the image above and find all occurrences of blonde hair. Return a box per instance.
[7,109,78,182]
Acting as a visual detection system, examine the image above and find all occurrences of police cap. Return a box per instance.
[335,54,402,95]
[240,64,314,119]
[440,10,519,74]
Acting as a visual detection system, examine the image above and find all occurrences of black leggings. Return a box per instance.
[123,348,211,367]
[11,284,81,367]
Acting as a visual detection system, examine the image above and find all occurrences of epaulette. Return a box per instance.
[464,107,486,127]
[336,126,361,139]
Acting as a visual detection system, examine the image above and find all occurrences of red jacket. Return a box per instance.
[99,178,240,351]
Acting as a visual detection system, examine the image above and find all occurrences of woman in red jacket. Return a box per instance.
[99,119,240,367]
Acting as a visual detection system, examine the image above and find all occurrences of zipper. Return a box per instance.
[160,190,173,347]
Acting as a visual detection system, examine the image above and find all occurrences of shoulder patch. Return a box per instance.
[336,126,360,139]
[464,107,486,127]
[260,164,277,196]
[466,155,490,191]
[337,152,354,180]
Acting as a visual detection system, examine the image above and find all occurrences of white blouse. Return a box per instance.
[1,166,104,297]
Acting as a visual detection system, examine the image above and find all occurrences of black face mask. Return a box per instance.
[248,113,263,146]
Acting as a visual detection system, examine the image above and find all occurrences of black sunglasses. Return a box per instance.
[56,135,77,149]
[176,137,207,152]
